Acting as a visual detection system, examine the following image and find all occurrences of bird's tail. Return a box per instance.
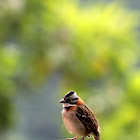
[92,134,100,140]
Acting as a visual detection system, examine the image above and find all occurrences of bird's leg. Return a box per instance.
[67,136,79,140]
[74,136,79,140]
[80,137,85,140]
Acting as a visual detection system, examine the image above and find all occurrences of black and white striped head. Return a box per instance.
[59,91,79,105]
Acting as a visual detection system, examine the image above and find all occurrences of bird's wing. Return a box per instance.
[76,105,99,136]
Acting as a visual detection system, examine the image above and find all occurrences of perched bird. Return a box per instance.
[59,91,100,140]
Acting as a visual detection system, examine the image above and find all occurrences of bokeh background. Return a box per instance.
[0,0,140,140]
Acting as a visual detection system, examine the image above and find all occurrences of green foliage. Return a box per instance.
[0,0,139,140]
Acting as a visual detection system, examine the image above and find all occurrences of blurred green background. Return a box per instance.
[0,0,140,140]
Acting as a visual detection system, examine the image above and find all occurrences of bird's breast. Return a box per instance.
[62,107,88,136]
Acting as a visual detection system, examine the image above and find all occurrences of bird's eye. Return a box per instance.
[66,98,70,102]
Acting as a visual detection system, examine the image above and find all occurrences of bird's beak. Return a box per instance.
[59,98,66,103]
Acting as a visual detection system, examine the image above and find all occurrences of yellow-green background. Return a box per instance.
[0,0,140,140]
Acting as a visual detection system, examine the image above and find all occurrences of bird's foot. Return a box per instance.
[67,136,79,140]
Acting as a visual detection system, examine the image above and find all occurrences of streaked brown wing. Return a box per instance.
[76,105,99,136]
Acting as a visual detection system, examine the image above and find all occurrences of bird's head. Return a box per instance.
[59,91,79,105]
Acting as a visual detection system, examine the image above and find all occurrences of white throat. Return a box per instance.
[63,103,76,108]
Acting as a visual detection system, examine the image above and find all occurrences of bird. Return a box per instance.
[59,91,100,140]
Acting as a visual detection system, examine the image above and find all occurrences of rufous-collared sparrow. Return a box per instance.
[59,91,100,140]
